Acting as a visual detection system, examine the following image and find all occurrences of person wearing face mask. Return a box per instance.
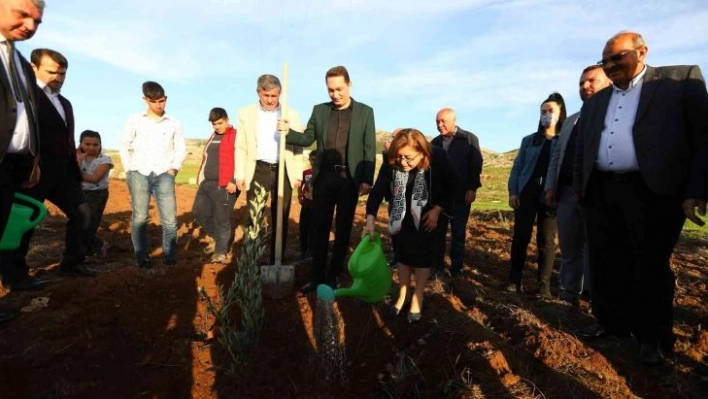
[506,93,566,297]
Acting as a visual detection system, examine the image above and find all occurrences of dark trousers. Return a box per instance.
[584,170,684,350]
[555,184,589,300]
[1,158,89,283]
[308,169,358,286]
[0,154,33,284]
[434,198,471,273]
[83,189,109,256]
[247,161,292,264]
[192,180,238,255]
[509,182,557,286]
[299,204,313,253]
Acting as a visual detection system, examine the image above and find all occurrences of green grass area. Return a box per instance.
[681,220,708,244]
[474,166,511,211]
[105,150,201,185]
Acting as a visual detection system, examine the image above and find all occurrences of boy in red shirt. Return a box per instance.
[192,108,239,263]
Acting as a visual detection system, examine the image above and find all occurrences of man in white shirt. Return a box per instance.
[574,31,708,365]
[235,74,303,264]
[2,48,96,279]
[120,81,186,268]
[0,0,46,322]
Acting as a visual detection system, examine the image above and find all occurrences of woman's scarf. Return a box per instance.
[389,168,428,235]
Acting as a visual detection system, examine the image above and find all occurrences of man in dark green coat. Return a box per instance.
[282,65,376,292]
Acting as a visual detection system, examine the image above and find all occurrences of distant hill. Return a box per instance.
[483,149,517,168]
[375,130,515,168]
[107,135,518,171]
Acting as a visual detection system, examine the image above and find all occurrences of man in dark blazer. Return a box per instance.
[431,108,483,277]
[544,65,611,306]
[573,31,708,365]
[0,0,47,322]
[1,48,95,282]
[283,65,376,291]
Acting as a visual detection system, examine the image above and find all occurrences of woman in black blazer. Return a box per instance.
[365,128,456,322]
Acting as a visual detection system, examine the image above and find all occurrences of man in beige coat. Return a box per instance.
[235,74,303,263]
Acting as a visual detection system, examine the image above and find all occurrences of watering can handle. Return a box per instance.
[362,233,380,246]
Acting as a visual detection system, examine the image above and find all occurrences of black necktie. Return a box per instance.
[6,41,37,156]
[7,41,23,102]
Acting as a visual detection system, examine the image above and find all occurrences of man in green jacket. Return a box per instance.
[281,65,376,292]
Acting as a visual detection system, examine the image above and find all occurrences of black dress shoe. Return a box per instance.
[59,264,98,277]
[8,277,51,292]
[136,258,152,269]
[577,323,607,340]
[0,311,19,324]
[390,305,403,317]
[640,342,665,366]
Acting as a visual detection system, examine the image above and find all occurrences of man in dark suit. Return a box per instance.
[574,31,708,365]
[0,0,47,323]
[544,65,611,306]
[283,65,376,291]
[431,108,483,277]
[1,48,96,282]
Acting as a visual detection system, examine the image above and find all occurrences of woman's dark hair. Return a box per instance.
[80,130,102,153]
[534,92,566,143]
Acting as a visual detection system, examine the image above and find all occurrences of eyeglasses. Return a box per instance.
[397,152,422,164]
[597,49,635,67]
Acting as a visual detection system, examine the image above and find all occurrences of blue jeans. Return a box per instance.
[126,171,177,261]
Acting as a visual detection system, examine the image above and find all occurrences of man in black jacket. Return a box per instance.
[431,108,483,277]
[0,0,47,323]
[2,48,96,279]
[574,31,708,365]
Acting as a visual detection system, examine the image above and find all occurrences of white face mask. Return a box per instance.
[540,113,558,127]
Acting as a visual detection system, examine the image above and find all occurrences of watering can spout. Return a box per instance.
[333,285,364,299]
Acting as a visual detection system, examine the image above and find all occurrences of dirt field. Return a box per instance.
[0,180,707,398]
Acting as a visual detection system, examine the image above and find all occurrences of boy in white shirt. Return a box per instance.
[119,81,186,268]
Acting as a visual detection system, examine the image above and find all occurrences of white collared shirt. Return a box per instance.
[0,39,31,153]
[595,65,647,172]
[119,112,187,176]
[37,80,66,123]
[256,104,280,163]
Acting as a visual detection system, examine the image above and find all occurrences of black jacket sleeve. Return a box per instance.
[366,154,392,216]
[431,146,457,215]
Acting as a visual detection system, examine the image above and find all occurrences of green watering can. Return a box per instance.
[317,235,392,303]
[0,193,47,250]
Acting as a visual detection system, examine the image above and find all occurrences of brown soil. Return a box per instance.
[1,180,707,398]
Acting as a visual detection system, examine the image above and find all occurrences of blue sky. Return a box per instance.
[19,0,708,152]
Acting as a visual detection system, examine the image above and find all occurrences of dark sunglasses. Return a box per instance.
[597,49,635,67]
